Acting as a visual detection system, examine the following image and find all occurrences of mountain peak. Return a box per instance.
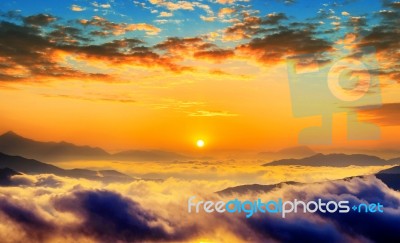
[0,131,25,139]
[2,130,18,136]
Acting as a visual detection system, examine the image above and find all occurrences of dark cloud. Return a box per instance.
[155,37,204,52]
[0,21,110,82]
[0,15,193,82]
[53,190,192,242]
[311,177,400,243]
[23,14,56,26]
[194,49,234,61]
[354,2,400,83]
[223,12,288,41]
[347,16,367,28]
[382,0,400,8]
[262,13,288,25]
[48,25,90,44]
[247,215,347,243]
[237,29,332,64]
[154,37,235,63]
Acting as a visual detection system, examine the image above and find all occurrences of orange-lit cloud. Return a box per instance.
[218,7,236,17]
[71,4,85,12]
[358,103,400,126]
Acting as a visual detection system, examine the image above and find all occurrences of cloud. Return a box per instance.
[0,197,55,241]
[341,11,350,16]
[23,14,56,26]
[200,15,217,22]
[49,25,90,44]
[0,15,196,83]
[221,12,288,41]
[0,150,397,241]
[356,103,400,126]
[216,0,236,4]
[347,16,366,28]
[0,21,107,82]
[158,11,173,17]
[262,12,288,25]
[236,29,332,64]
[154,36,205,57]
[355,6,400,83]
[53,190,188,242]
[71,4,85,12]
[92,2,111,9]
[1,169,400,242]
[148,0,195,11]
[188,110,238,117]
[218,7,236,17]
[194,49,234,62]
[41,93,137,104]
[222,17,260,41]
[236,175,400,242]
[277,0,297,5]
[79,16,161,36]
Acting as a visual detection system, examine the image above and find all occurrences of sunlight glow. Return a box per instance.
[196,139,205,148]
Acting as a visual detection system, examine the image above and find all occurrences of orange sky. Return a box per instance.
[0,58,399,155]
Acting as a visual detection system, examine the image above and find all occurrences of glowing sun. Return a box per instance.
[196,139,205,148]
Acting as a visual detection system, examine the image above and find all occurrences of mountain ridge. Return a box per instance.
[0,131,190,162]
[0,152,133,183]
[263,153,396,167]
[258,145,316,160]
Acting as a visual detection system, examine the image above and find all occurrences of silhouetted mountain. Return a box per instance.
[378,166,400,174]
[216,181,299,196]
[0,152,132,183]
[388,157,400,165]
[113,150,189,161]
[263,153,393,167]
[0,167,21,186]
[259,146,316,160]
[0,131,110,162]
[0,131,190,162]
[375,166,400,191]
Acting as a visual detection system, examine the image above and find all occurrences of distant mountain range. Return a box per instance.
[216,181,299,196]
[263,153,400,167]
[0,131,189,162]
[0,152,133,183]
[216,166,400,195]
[258,146,316,160]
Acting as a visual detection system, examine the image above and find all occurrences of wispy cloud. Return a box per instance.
[188,110,238,117]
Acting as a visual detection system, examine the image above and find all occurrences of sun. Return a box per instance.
[196,139,205,148]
